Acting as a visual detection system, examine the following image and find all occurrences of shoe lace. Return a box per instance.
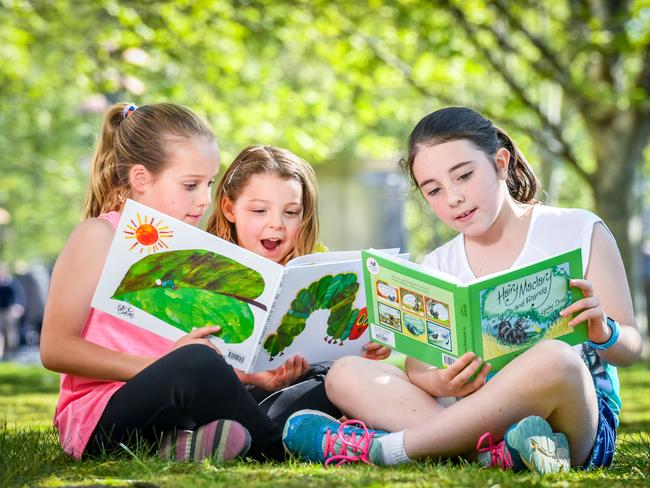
[476,432,513,470]
[323,419,376,467]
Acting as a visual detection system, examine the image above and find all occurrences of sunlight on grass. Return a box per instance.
[1,361,649,487]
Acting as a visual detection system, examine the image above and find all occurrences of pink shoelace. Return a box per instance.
[323,419,377,467]
[476,432,514,469]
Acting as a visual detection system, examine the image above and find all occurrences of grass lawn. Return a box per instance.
[1,361,650,487]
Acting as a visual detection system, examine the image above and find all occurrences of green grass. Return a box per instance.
[1,361,649,487]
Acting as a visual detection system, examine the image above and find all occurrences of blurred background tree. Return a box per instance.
[1,0,648,304]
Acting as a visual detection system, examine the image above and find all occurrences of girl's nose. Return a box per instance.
[447,187,464,207]
[268,212,285,229]
[197,187,212,207]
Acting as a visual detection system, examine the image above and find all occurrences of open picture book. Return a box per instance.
[362,248,588,372]
[92,199,401,372]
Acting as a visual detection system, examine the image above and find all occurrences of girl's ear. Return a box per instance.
[129,164,154,193]
[222,197,236,223]
[495,147,510,180]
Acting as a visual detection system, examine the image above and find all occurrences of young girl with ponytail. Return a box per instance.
[41,102,307,464]
[282,107,643,474]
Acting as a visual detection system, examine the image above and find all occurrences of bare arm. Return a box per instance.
[564,222,643,366]
[40,218,160,381]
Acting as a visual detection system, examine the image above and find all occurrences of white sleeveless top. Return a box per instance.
[421,205,621,419]
[422,205,602,282]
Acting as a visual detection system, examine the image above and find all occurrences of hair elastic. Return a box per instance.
[122,104,138,119]
[225,165,239,188]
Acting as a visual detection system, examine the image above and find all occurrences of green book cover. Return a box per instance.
[362,248,588,372]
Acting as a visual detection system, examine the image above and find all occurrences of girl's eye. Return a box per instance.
[252,209,266,214]
[286,210,301,217]
[184,183,197,191]
[458,171,473,181]
[427,188,441,197]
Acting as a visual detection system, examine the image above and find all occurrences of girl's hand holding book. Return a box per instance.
[362,342,392,361]
[562,279,611,344]
[428,352,490,398]
[172,326,223,355]
[237,355,309,392]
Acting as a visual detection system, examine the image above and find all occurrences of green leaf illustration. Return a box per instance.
[112,249,265,343]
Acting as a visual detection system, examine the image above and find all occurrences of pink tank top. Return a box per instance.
[53,212,173,458]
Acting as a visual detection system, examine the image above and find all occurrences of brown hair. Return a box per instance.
[401,106,539,203]
[83,102,215,218]
[206,145,319,262]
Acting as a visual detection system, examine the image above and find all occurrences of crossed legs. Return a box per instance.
[326,340,599,467]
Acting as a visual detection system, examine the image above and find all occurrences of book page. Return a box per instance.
[249,258,370,372]
[91,199,285,371]
[362,249,462,368]
[468,248,587,371]
[286,248,401,267]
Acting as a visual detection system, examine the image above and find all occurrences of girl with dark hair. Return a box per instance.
[282,107,642,474]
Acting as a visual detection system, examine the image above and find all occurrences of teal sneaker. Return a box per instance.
[477,416,570,474]
[506,416,570,473]
[282,409,387,466]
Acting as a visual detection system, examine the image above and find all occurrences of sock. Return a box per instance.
[373,431,411,465]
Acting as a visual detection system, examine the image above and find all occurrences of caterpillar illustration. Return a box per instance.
[263,273,369,359]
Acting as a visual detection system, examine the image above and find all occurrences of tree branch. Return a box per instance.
[636,43,650,103]
[353,33,457,107]
[490,0,590,109]
[441,1,590,183]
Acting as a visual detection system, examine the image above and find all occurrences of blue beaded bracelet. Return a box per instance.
[587,316,621,351]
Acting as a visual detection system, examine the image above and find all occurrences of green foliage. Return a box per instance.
[1,0,649,266]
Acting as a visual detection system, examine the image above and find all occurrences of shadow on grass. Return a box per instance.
[0,363,59,395]
[0,424,71,487]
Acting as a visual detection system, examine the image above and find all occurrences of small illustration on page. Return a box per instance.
[262,273,368,360]
[427,321,451,351]
[378,302,402,331]
[400,288,424,316]
[425,297,450,326]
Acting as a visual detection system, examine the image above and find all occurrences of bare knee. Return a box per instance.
[325,356,370,398]
[325,356,402,402]
[523,340,587,388]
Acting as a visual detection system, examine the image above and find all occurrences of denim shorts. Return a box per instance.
[583,393,617,469]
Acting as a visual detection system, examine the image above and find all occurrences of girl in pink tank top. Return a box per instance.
[41,103,311,462]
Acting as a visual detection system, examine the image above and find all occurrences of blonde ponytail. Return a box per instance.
[82,102,214,218]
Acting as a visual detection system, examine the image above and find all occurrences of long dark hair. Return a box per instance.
[401,107,539,203]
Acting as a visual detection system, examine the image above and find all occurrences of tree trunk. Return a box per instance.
[587,110,645,294]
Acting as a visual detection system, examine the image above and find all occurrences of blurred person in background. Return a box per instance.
[0,262,25,359]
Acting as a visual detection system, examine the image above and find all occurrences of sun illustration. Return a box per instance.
[123,213,173,253]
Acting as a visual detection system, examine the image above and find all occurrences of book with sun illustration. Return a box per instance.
[91,200,401,373]
[362,248,588,372]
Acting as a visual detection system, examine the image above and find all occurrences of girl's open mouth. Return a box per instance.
[261,238,282,251]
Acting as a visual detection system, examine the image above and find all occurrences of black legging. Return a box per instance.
[86,344,284,461]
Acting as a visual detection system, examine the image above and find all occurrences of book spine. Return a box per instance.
[247,271,287,373]
[455,285,473,357]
